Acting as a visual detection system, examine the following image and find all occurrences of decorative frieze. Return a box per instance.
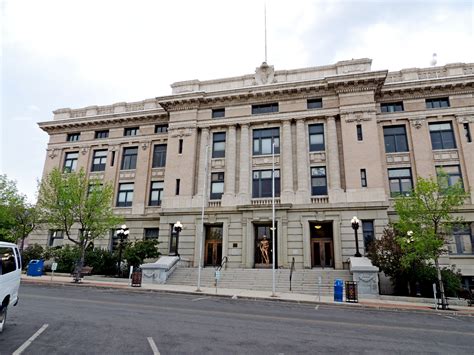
[119,172,135,180]
[211,158,225,169]
[309,152,326,164]
[343,110,375,123]
[409,117,426,129]
[433,149,459,162]
[252,155,280,167]
[89,172,105,180]
[151,169,165,178]
[169,127,195,138]
[456,114,474,123]
[47,148,58,159]
[386,153,411,164]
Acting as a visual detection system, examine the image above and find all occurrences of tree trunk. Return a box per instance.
[434,258,447,310]
[73,243,87,283]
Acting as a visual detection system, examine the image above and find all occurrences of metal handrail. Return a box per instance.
[289,257,295,291]
[216,256,228,271]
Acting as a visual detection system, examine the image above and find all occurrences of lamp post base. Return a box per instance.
[354,252,362,257]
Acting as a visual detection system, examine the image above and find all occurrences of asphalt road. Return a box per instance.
[0,284,473,355]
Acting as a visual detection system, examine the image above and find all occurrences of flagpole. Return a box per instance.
[197,144,209,292]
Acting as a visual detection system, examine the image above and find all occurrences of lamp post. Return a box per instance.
[116,224,129,277]
[172,221,183,257]
[351,216,362,257]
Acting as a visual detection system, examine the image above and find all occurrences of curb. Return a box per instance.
[21,279,474,316]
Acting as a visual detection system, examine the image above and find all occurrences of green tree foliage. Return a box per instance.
[21,244,45,269]
[37,168,122,281]
[123,239,160,268]
[393,173,467,308]
[0,174,40,245]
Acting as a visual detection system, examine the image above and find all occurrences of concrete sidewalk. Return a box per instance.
[21,274,474,315]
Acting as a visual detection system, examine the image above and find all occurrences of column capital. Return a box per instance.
[282,119,292,127]
[240,123,250,129]
[326,115,336,122]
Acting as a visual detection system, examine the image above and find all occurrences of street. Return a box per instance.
[0,284,473,354]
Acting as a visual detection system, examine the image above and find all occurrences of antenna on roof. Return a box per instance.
[264,1,268,63]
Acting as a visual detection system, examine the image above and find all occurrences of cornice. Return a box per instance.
[38,110,168,133]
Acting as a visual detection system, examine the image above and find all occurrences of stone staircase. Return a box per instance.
[165,267,352,295]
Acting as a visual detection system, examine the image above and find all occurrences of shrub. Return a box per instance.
[84,248,117,276]
[21,244,45,269]
[123,239,160,268]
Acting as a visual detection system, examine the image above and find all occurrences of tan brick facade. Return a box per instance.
[32,59,474,286]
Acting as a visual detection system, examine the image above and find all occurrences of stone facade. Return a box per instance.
[32,59,474,288]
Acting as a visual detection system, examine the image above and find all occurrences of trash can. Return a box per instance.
[27,259,44,277]
[131,268,142,287]
[334,279,344,302]
[345,281,358,303]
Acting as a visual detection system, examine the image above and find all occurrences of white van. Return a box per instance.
[0,242,21,333]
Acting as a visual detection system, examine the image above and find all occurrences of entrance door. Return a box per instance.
[254,224,277,268]
[204,225,223,266]
[310,222,334,268]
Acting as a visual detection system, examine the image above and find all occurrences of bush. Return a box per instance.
[123,239,160,268]
[46,245,80,273]
[417,264,462,297]
[21,244,45,269]
[84,248,117,276]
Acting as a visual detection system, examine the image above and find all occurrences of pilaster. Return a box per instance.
[222,125,237,206]
[295,119,310,204]
[238,124,251,204]
[280,119,294,203]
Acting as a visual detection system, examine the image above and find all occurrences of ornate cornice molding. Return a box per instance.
[456,113,474,123]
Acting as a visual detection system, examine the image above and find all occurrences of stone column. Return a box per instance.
[327,116,342,198]
[295,119,310,203]
[196,127,210,197]
[238,124,251,204]
[280,119,294,203]
[222,125,236,206]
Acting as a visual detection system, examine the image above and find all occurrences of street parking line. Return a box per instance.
[147,337,160,355]
[13,323,49,355]
[192,297,210,302]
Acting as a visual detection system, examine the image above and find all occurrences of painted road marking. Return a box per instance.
[192,297,210,302]
[13,324,49,355]
[314,305,319,310]
[147,337,161,355]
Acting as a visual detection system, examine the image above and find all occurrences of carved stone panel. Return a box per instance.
[433,150,459,162]
[211,158,225,169]
[119,172,136,180]
[151,169,165,179]
[252,155,280,168]
[309,152,326,164]
[386,153,411,165]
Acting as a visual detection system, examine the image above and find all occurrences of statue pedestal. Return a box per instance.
[349,257,380,297]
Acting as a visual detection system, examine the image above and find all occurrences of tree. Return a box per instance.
[38,168,122,282]
[0,174,40,245]
[393,172,467,309]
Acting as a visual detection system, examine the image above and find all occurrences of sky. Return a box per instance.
[1,0,473,202]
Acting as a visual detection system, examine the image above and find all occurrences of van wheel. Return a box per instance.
[0,305,7,333]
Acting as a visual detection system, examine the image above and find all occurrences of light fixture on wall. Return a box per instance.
[314,224,322,230]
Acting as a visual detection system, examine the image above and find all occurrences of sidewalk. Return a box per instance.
[21,274,474,315]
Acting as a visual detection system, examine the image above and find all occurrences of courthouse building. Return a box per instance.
[33,58,474,289]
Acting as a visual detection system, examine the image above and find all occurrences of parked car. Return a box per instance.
[0,242,21,333]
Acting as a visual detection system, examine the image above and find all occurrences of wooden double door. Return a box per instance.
[205,225,223,266]
[310,222,334,268]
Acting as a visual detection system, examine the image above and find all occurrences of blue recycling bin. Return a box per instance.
[334,279,344,302]
[27,259,44,277]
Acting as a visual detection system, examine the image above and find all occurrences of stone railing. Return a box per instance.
[385,63,474,84]
[311,196,329,204]
[251,198,280,206]
[208,201,221,207]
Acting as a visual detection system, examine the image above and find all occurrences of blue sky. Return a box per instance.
[1,0,473,201]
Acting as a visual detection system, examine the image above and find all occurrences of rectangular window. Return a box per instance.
[212,132,226,158]
[155,124,168,134]
[464,123,472,143]
[308,124,325,151]
[67,133,80,142]
[436,165,463,189]
[381,102,404,113]
[152,144,167,168]
[117,183,134,207]
[357,124,363,141]
[384,125,409,153]
[307,98,323,109]
[429,122,456,150]
[88,182,103,196]
[149,181,164,206]
[361,169,367,187]
[426,97,450,109]
[144,228,159,240]
[253,128,280,155]
[450,224,473,255]
[252,170,280,198]
[121,147,138,170]
[252,102,279,115]
[388,168,413,197]
[178,139,183,154]
[362,220,375,254]
[111,151,115,167]
[91,150,108,172]
[124,127,139,136]
[311,167,327,196]
[210,172,224,200]
[63,152,79,172]
[48,230,64,247]
[212,108,225,118]
[175,179,180,195]
[95,130,109,139]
